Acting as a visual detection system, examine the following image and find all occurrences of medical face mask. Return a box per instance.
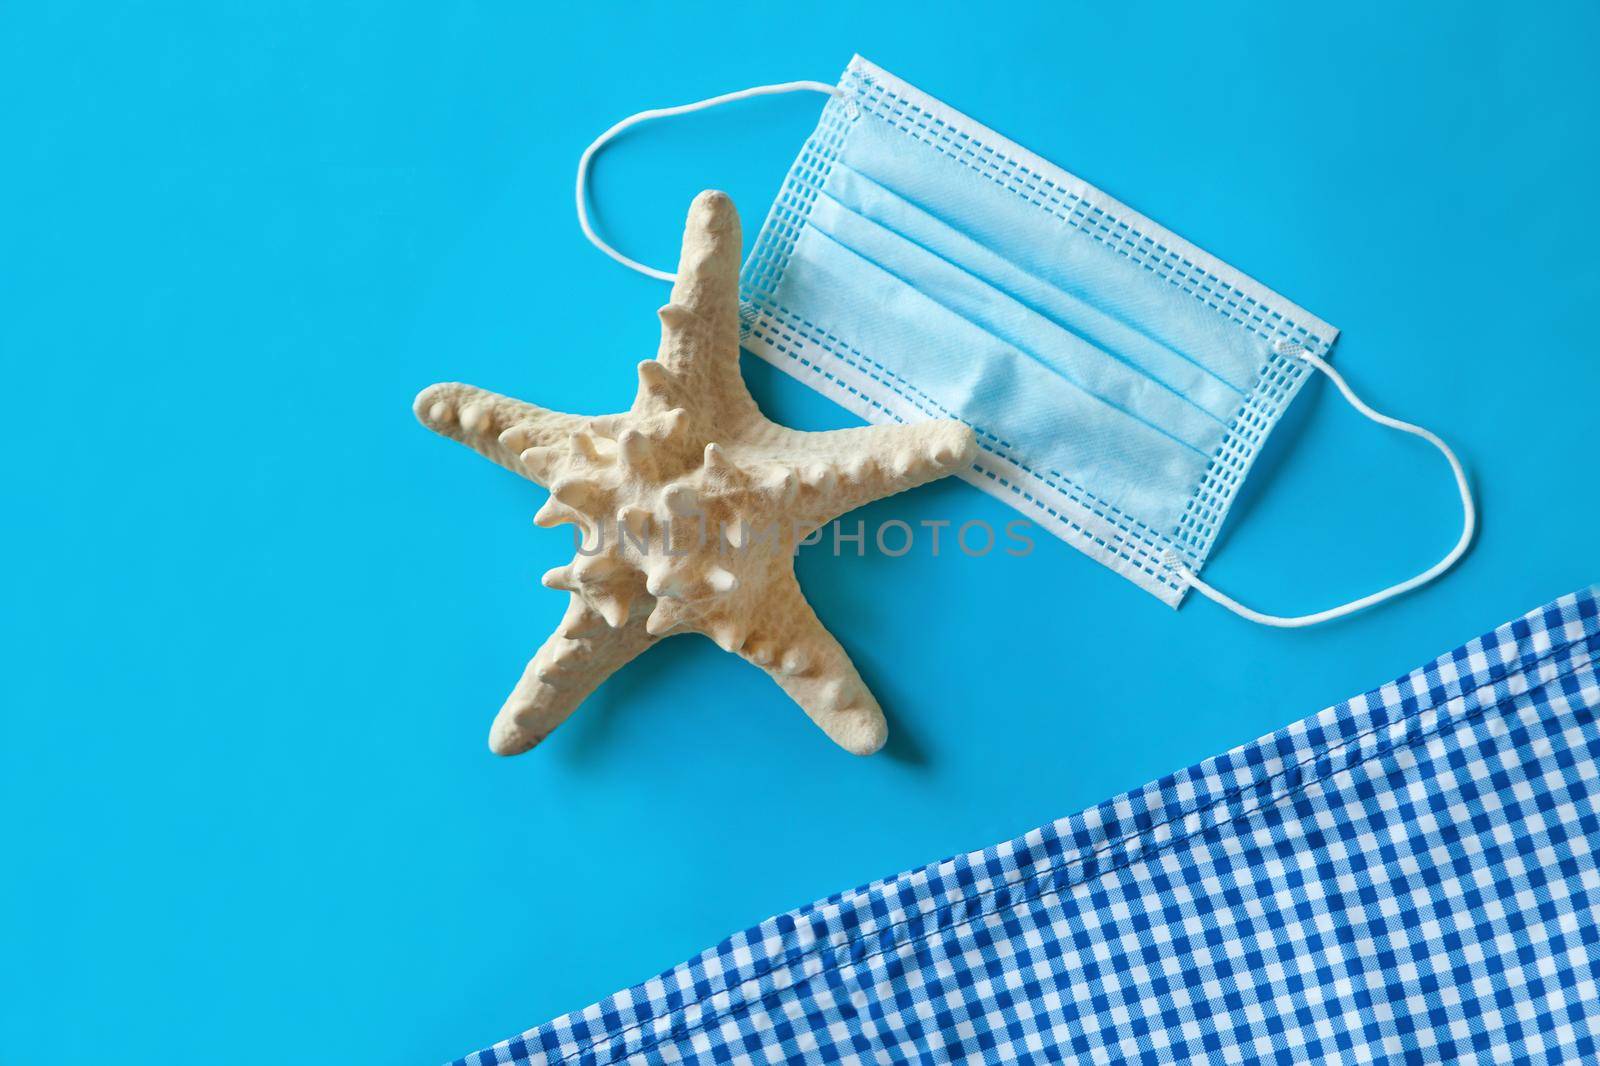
[574,56,1475,628]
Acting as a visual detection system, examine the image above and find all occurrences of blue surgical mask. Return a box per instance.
[575,57,1474,627]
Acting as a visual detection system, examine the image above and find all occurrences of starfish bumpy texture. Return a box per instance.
[414,191,976,757]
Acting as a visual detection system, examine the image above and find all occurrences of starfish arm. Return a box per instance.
[487,597,658,755]
[735,572,888,756]
[414,382,588,482]
[654,191,760,429]
[788,420,977,530]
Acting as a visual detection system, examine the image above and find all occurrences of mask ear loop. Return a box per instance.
[575,80,845,282]
[1163,339,1476,628]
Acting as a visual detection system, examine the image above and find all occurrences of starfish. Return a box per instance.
[414,191,976,756]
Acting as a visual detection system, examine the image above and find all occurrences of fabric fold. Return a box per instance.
[456,585,1600,1065]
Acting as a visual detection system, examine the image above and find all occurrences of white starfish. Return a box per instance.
[414,191,976,756]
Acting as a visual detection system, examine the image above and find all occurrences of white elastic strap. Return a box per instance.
[1164,342,1476,628]
[575,80,843,282]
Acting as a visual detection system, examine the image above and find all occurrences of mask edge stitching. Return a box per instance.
[1171,354,1318,561]
[740,89,858,312]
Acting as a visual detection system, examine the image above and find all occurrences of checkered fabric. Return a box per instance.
[458,586,1600,1065]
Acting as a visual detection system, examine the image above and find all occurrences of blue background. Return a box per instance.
[3,3,1596,1062]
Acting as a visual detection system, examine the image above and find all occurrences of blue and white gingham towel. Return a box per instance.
[459,587,1600,1064]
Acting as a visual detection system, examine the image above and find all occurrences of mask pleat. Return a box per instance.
[829,159,1251,423]
[812,179,1242,452]
[804,200,1221,458]
[769,215,1207,535]
[835,115,1272,406]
